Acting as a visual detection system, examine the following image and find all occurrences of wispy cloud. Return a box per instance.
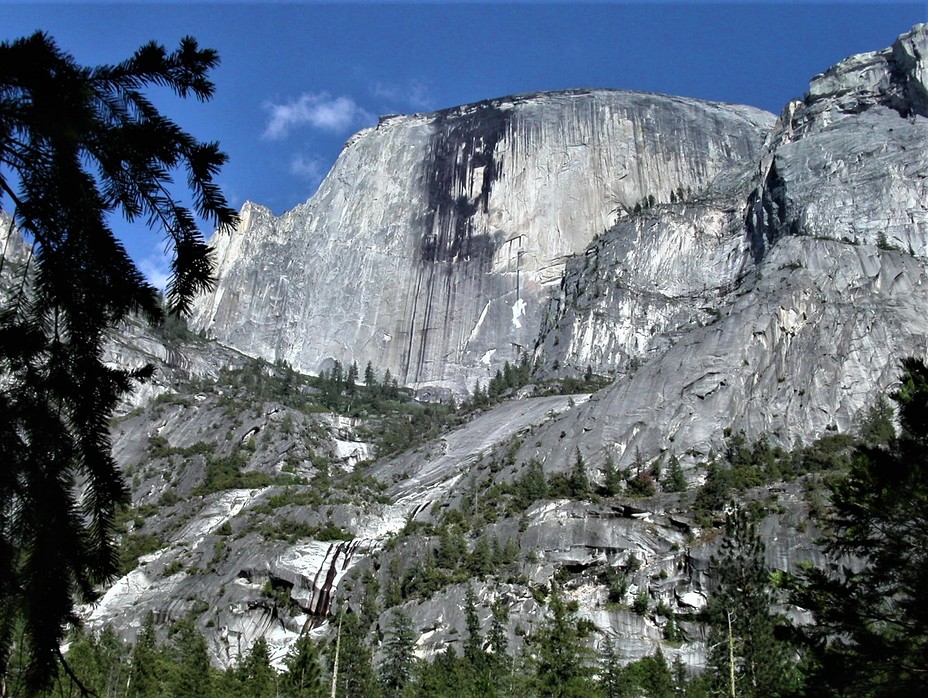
[262,92,374,139]
[289,154,327,189]
[139,253,171,293]
[371,80,434,111]
[217,180,243,210]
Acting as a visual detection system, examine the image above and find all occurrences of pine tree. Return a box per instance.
[236,636,276,698]
[127,613,163,698]
[670,656,699,697]
[346,361,359,395]
[415,646,465,698]
[0,31,235,688]
[599,635,626,698]
[692,459,730,523]
[55,626,131,697]
[568,448,591,499]
[706,508,794,697]
[636,647,674,698]
[532,583,595,698]
[789,358,928,695]
[515,459,548,509]
[464,586,485,669]
[489,369,505,399]
[97,627,132,698]
[471,381,486,408]
[333,613,380,698]
[364,361,377,390]
[662,455,687,493]
[167,617,214,698]
[488,597,511,675]
[436,525,467,571]
[281,633,325,698]
[380,612,416,698]
[856,395,895,446]
[462,585,495,695]
[601,455,623,496]
[468,534,494,578]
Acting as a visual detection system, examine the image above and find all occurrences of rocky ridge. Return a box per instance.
[534,23,928,470]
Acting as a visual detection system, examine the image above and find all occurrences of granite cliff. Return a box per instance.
[190,90,773,398]
[63,22,928,679]
[534,23,928,471]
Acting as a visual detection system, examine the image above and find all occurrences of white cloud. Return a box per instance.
[289,154,327,187]
[262,92,374,139]
[372,80,433,111]
[139,253,171,293]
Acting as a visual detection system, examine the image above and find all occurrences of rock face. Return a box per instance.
[0,211,31,299]
[533,23,928,469]
[191,91,773,396]
[77,22,928,679]
[94,333,821,672]
[536,238,928,473]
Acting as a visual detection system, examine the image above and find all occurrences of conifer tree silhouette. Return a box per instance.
[0,31,236,690]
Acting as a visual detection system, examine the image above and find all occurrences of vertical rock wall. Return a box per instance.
[530,24,928,469]
[191,90,773,396]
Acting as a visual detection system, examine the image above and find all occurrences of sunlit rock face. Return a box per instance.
[85,26,928,671]
[747,24,928,257]
[0,212,31,298]
[533,24,928,470]
[191,90,773,396]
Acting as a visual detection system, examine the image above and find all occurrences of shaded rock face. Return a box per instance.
[534,24,928,469]
[191,90,773,396]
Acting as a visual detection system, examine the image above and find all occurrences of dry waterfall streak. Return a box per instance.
[308,540,363,621]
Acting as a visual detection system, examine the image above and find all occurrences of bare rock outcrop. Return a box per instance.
[191,91,773,397]
[534,24,928,468]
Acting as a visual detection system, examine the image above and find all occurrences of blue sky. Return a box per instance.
[2,1,926,287]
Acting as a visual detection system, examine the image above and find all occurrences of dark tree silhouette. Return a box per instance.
[0,31,236,690]
[790,358,928,696]
[706,508,795,697]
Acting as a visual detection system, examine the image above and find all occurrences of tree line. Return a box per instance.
[18,351,928,696]
[11,588,698,698]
